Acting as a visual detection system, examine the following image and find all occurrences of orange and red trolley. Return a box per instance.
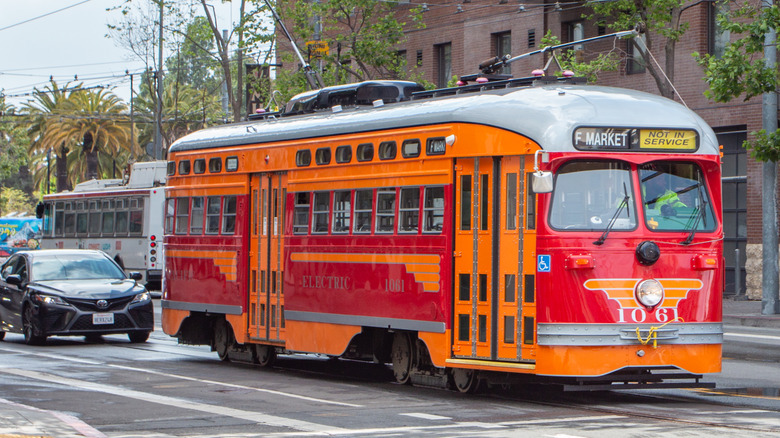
[161,78,723,391]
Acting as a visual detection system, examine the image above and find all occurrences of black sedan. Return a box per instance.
[0,249,153,345]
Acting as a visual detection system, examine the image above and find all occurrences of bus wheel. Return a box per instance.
[450,368,478,393]
[214,319,234,362]
[391,332,414,384]
[254,344,276,367]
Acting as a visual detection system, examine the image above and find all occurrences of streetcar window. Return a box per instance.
[115,210,128,234]
[190,197,204,234]
[167,161,176,176]
[101,210,115,235]
[376,189,396,233]
[64,212,76,235]
[209,157,222,173]
[175,198,190,234]
[506,173,518,230]
[315,147,331,165]
[332,191,351,233]
[549,161,636,232]
[312,192,330,234]
[399,187,420,233]
[460,175,472,230]
[378,141,397,160]
[526,173,535,230]
[296,150,311,167]
[222,196,237,234]
[54,205,64,237]
[480,174,489,231]
[639,162,715,233]
[206,196,221,234]
[178,160,191,175]
[401,139,421,158]
[356,143,374,162]
[76,212,88,235]
[193,159,206,174]
[423,186,445,233]
[226,156,239,172]
[88,201,101,236]
[164,198,175,234]
[335,145,352,163]
[353,190,373,234]
[293,192,311,234]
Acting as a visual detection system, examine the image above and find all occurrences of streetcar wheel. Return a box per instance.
[450,368,478,393]
[254,344,276,367]
[391,332,414,384]
[214,320,233,361]
[23,306,46,346]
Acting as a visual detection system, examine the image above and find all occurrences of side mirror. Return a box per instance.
[35,202,45,219]
[5,274,22,286]
[531,171,553,194]
[129,272,143,281]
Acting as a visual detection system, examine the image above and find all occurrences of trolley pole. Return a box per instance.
[761,0,779,315]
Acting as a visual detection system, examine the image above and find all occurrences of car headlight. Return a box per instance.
[131,292,151,304]
[635,279,664,308]
[32,294,70,306]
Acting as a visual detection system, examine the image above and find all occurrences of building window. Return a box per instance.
[416,49,423,67]
[709,1,730,58]
[494,31,512,75]
[627,33,646,74]
[567,21,584,52]
[528,29,536,48]
[435,43,452,87]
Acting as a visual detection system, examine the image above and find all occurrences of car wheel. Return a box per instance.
[23,305,46,346]
[128,331,150,343]
[0,331,5,341]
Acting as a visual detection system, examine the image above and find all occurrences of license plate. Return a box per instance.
[93,313,114,325]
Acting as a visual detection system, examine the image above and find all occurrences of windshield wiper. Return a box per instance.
[594,183,630,246]
[682,185,707,245]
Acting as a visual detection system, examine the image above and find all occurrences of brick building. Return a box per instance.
[278,0,770,299]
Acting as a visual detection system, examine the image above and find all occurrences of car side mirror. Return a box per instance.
[129,272,143,281]
[531,171,553,194]
[5,274,22,286]
[36,202,45,219]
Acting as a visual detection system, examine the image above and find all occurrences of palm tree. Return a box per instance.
[24,81,77,192]
[43,88,133,181]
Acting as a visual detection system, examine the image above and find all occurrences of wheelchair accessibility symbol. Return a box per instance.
[537,255,551,272]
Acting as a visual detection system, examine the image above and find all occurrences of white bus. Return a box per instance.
[38,162,167,291]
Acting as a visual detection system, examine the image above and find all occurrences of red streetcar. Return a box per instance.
[161,77,722,391]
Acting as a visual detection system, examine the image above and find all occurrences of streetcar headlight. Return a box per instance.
[635,279,664,308]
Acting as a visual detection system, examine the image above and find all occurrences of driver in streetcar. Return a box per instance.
[643,174,687,216]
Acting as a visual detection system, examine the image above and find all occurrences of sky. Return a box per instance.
[0,0,242,108]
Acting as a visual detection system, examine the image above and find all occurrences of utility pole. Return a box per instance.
[129,72,135,161]
[221,29,230,122]
[154,0,164,161]
[761,0,779,315]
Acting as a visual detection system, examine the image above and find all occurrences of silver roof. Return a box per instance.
[169,85,719,155]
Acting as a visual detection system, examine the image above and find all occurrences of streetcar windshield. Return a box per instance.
[549,161,637,231]
[639,162,716,232]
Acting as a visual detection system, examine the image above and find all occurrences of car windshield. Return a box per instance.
[639,162,716,232]
[548,160,637,231]
[31,253,126,281]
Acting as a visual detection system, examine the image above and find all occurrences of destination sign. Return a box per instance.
[573,127,698,152]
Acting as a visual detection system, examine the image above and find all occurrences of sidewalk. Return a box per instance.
[723,295,780,329]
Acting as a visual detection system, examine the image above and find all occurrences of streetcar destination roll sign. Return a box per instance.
[573,127,698,152]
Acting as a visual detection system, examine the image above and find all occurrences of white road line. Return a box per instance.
[723,332,780,341]
[0,345,361,408]
[0,396,107,438]
[400,412,452,420]
[0,368,348,434]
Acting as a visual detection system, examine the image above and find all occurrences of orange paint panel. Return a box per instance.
[413,273,440,283]
[161,308,189,336]
[535,344,721,376]
[284,320,361,355]
[226,314,248,344]
[417,331,450,368]
[406,264,441,273]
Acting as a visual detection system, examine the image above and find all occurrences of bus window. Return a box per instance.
[76,211,88,235]
[101,210,115,235]
[312,192,330,234]
[354,190,372,234]
[88,201,101,236]
[293,193,310,234]
[639,162,715,232]
[64,212,76,236]
[399,187,420,233]
[164,198,175,234]
[423,186,445,233]
[41,203,52,237]
[190,197,204,234]
[549,160,636,231]
[115,209,128,235]
[332,191,351,233]
[175,198,190,234]
[222,196,237,234]
[54,203,64,237]
[376,189,396,233]
[206,197,221,234]
[129,210,143,235]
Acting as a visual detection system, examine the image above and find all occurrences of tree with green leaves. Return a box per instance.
[585,0,690,99]
[539,31,621,82]
[0,187,34,216]
[0,98,34,201]
[42,88,133,182]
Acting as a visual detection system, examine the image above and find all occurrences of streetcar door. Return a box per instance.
[453,157,535,362]
[248,172,287,343]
